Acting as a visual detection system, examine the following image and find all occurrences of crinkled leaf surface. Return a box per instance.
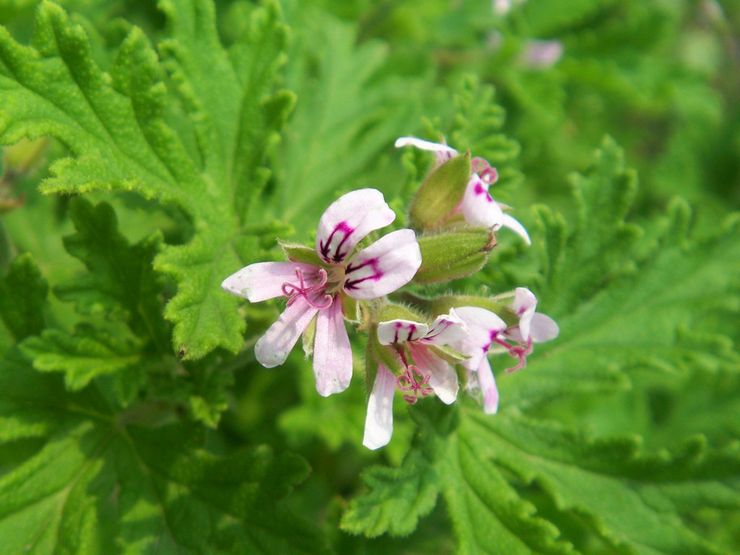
[0,350,324,554]
[0,0,293,359]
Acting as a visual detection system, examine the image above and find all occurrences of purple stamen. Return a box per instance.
[281,268,333,309]
[396,365,433,405]
[491,335,533,373]
[472,157,498,185]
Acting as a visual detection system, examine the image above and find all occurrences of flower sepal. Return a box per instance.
[413,228,494,284]
[409,152,471,230]
[279,241,326,267]
[427,344,468,365]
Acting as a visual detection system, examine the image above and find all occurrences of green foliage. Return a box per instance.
[0,351,324,554]
[0,0,737,553]
[0,0,292,359]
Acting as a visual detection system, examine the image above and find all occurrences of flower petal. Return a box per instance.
[530,312,559,342]
[409,344,459,405]
[363,364,396,450]
[394,136,457,165]
[420,312,468,346]
[449,306,507,370]
[313,297,352,396]
[254,297,319,368]
[460,175,504,228]
[343,229,422,299]
[316,189,396,264]
[377,319,430,345]
[221,262,318,303]
[476,357,499,414]
[512,287,538,341]
[500,213,531,245]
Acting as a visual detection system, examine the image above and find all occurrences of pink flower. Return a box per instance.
[451,291,558,414]
[363,313,467,449]
[395,136,530,244]
[222,189,422,397]
[521,40,563,69]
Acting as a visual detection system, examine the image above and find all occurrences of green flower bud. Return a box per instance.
[413,228,494,284]
[409,152,471,230]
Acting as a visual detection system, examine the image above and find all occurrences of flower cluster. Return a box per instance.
[222,137,558,449]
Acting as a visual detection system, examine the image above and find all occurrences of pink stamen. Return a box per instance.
[281,268,333,309]
[492,336,533,373]
[472,157,498,185]
[396,365,433,405]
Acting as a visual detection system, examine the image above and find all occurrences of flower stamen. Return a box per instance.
[281,268,333,309]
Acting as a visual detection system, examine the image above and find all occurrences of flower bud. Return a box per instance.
[409,152,471,230]
[413,229,494,284]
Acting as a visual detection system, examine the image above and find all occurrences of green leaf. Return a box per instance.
[0,252,47,343]
[0,350,325,554]
[0,0,293,359]
[20,323,143,391]
[55,198,167,346]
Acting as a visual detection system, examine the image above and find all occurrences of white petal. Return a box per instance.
[476,357,499,414]
[420,312,468,346]
[313,297,353,396]
[449,306,507,370]
[377,319,430,345]
[316,189,396,264]
[343,229,422,300]
[363,365,396,450]
[394,136,457,165]
[500,213,531,245]
[512,287,537,341]
[461,175,504,228]
[409,344,459,405]
[254,297,319,368]
[530,313,559,342]
[221,262,318,303]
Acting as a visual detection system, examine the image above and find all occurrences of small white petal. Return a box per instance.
[449,306,507,370]
[410,344,459,405]
[420,313,468,347]
[377,319,430,345]
[255,297,319,368]
[343,229,422,300]
[530,313,559,342]
[461,176,505,228]
[316,189,395,264]
[313,298,352,396]
[221,262,318,303]
[476,357,499,414]
[363,365,396,450]
[500,213,531,245]
[512,287,537,341]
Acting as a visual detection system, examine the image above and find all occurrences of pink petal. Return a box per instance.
[461,175,505,228]
[221,262,318,303]
[394,136,457,165]
[522,40,564,68]
[363,364,396,450]
[420,312,468,346]
[476,357,499,414]
[500,213,531,245]
[343,229,422,300]
[377,319,429,345]
[530,313,559,342]
[254,297,319,368]
[409,344,459,405]
[512,287,538,341]
[313,297,353,396]
[449,306,507,371]
[316,189,396,264]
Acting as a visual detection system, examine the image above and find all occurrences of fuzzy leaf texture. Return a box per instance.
[0,0,294,359]
[344,139,740,553]
[0,349,325,554]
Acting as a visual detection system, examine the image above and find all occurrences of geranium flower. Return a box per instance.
[222,189,422,397]
[451,291,558,413]
[395,136,530,244]
[363,313,467,449]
